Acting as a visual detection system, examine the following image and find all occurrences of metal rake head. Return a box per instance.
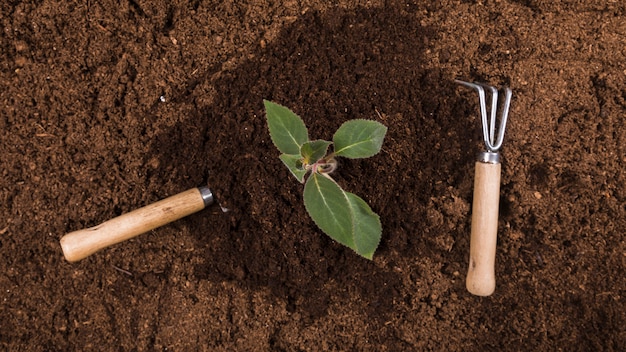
[455,80,512,153]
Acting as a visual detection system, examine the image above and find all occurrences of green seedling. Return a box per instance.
[264,100,387,259]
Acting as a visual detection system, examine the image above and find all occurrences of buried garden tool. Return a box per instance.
[456,80,512,296]
[60,186,215,262]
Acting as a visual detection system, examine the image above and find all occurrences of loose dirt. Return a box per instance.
[1,0,625,350]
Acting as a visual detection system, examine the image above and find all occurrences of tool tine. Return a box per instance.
[455,80,512,152]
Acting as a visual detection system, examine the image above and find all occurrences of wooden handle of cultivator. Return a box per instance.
[466,161,501,296]
[60,187,213,262]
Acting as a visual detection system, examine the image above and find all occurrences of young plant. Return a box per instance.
[264,100,387,259]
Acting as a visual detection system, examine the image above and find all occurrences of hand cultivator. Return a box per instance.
[456,80,512,296]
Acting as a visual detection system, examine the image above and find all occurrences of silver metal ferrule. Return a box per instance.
[477,151,501,164]
[198,186,214,207]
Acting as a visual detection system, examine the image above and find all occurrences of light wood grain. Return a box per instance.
[60,188,206,262]
[466,161,501,296]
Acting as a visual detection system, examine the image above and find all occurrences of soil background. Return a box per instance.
[1,0,625,351]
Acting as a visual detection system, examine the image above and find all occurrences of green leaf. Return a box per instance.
[344,192,382,260]
[264,100,309,154]
[304,173,354,249]
[304,172,382,259]
[300,140,332,164]
[279,154,307,183]
[332,119,387,159]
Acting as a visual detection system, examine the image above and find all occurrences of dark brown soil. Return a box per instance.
[1,0,625,350]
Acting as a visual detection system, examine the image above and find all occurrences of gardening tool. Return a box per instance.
[455,80,512,296]
[60,186,214,262]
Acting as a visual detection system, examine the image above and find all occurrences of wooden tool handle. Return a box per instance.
[466,161,501,296]
[60,188,208,262]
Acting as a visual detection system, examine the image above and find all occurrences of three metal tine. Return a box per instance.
[455,80,512,153]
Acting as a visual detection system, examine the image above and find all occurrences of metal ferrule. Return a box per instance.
[476,151,501,164]
[198,186,214,207]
